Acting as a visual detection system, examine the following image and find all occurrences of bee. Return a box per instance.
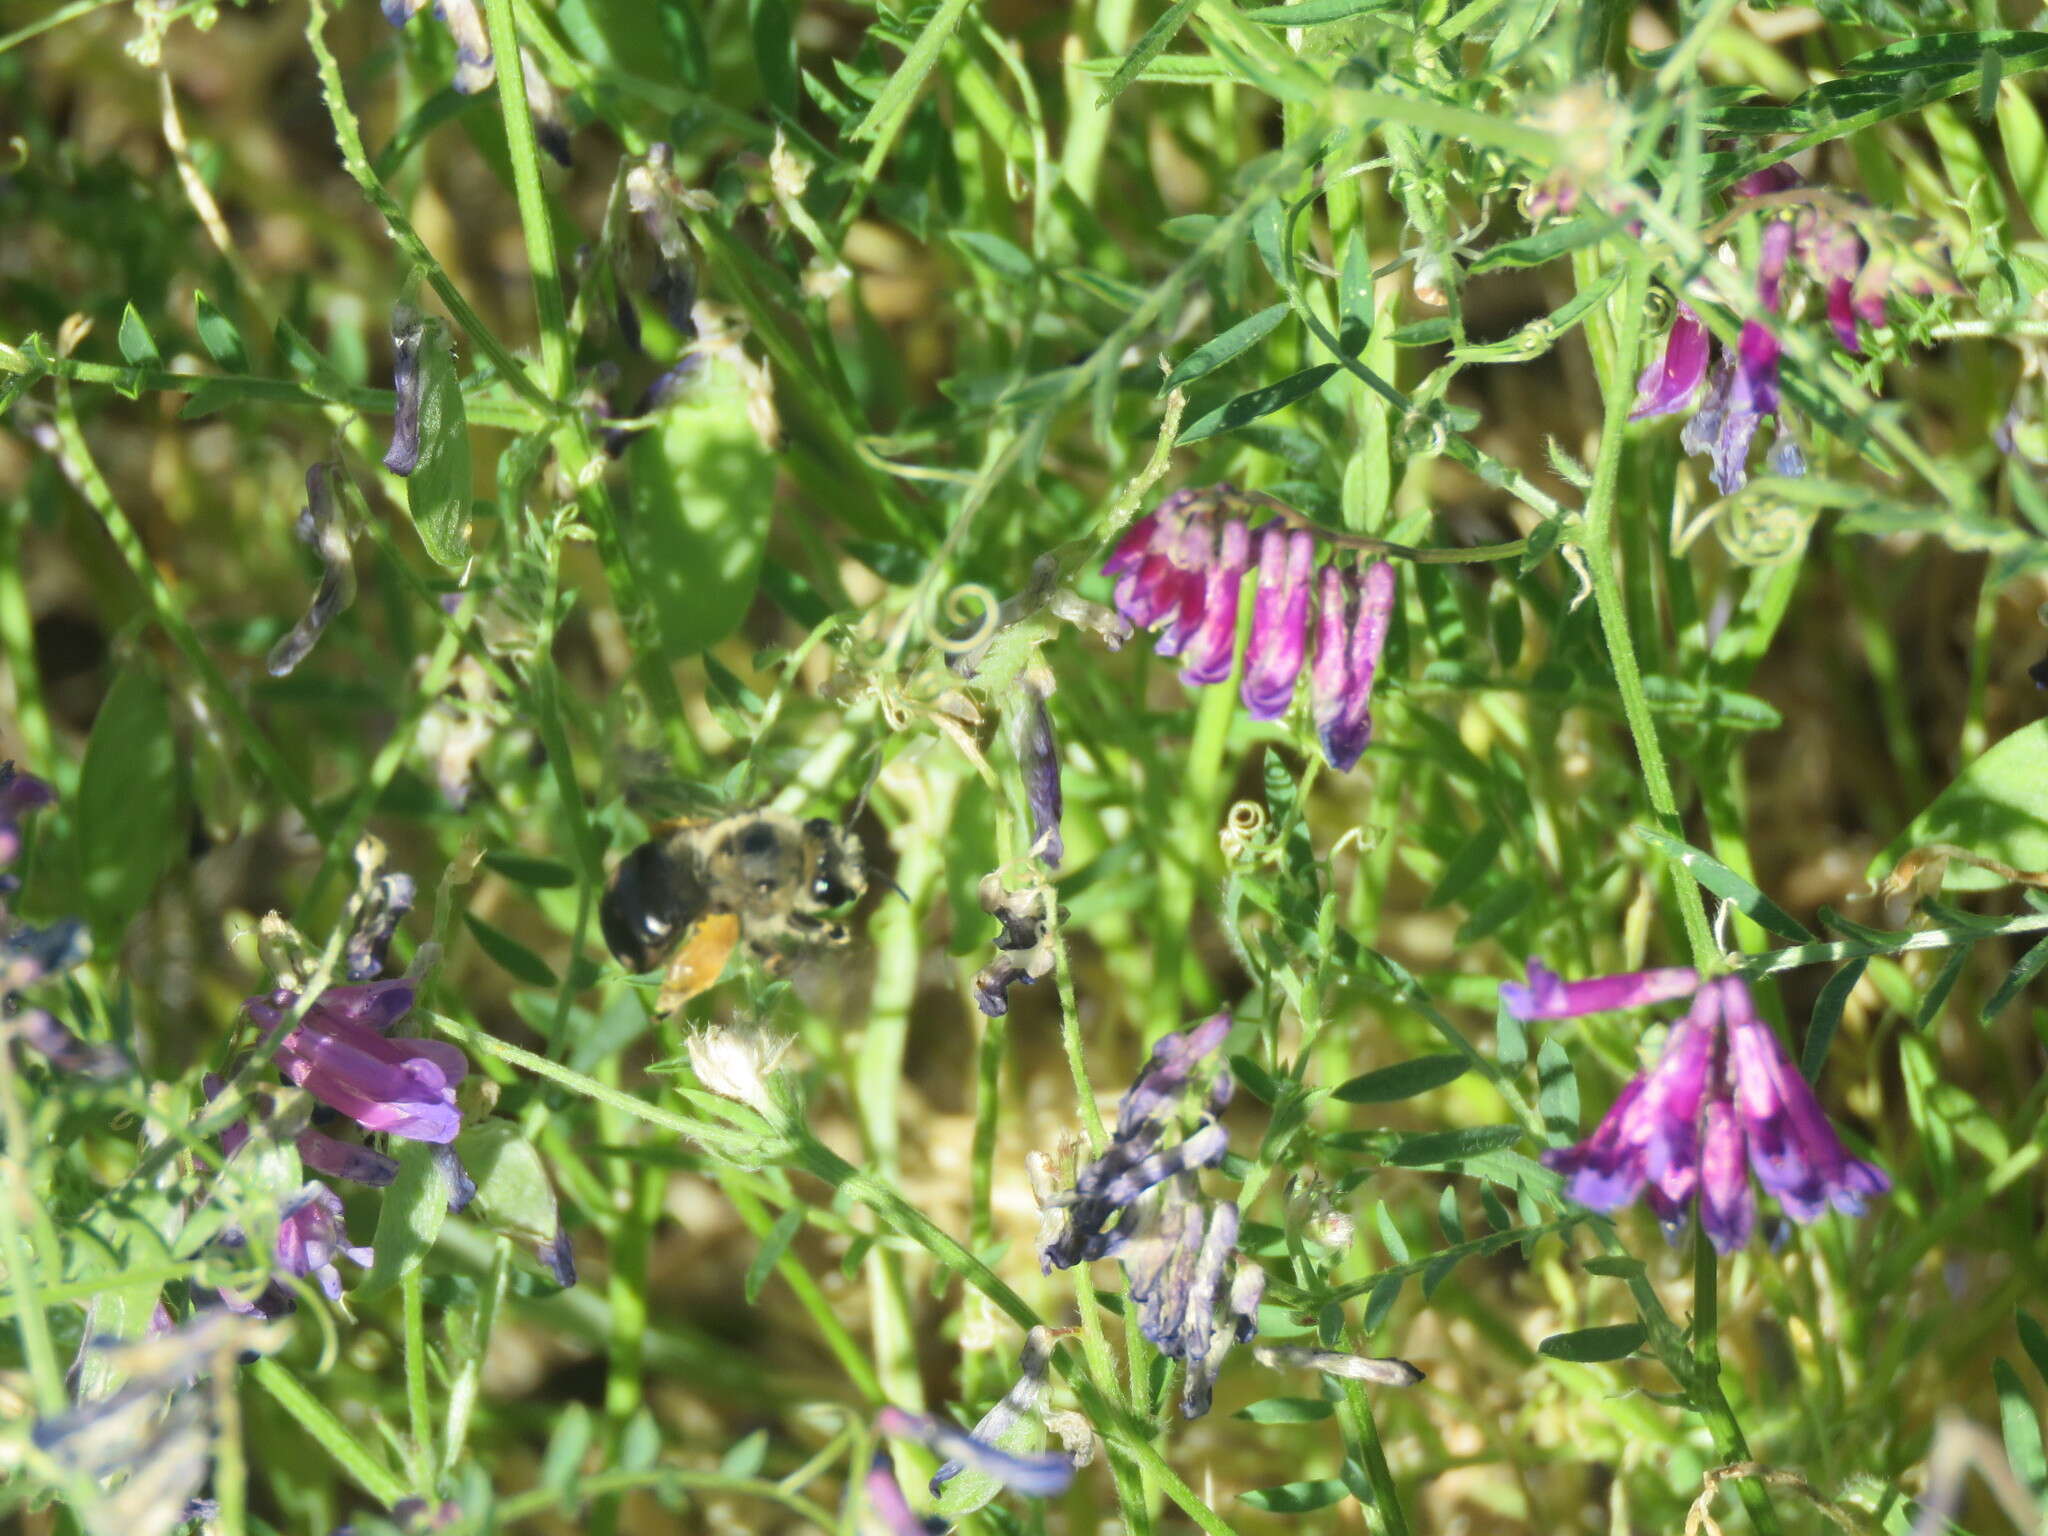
[600,809,869,1013]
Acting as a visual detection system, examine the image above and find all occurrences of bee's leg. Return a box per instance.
[785,912,851,946]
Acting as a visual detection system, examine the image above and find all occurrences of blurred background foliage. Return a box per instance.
[2,0,2048,1533]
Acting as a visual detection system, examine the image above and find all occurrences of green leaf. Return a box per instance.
[362,1140,453,1296]
[193,290,249,371]
[1801,958,1867,1083]
[1238,1479,1350,1513]
[2019,1311,2048,1386]
[76,665,180,941]
[1873,720,2048,890]
[1332,1054,1468,1104]
[1095,0,1200,106]
[118,303,161,367]
[177,379,243,419]
[623,355,774,659]
[1384,1125,1522,1167]
[1234,1396,1335,1423]
[1239,0,1393,22]
[1983,935,2048,1023]
[749,0,796,112]
[745,1208,803,1304]
[480,850,578,889]
[399,316,472,567]
[1161,303,1291,394]
[1995,1357,2048,1504]
[1841,30,2048,76]
[1178,364,1339,444]
[1361,1271,1402,1333]
[464,911,559,988]
[1537,1323,1646,1363]
[851,0,973,149]
[456,1120,559,1244]
[1634,825,1813,941]
[949,230,1035,281]
[1536,1038,1578,1137]
[539,1402,593,1497]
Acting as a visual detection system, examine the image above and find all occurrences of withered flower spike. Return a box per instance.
[384,310,425,476]
[1016,683,1064,867]
[267,462,357,679]
[1253,1343,1425,1387]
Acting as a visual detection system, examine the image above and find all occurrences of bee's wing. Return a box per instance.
[656,912,740,1014]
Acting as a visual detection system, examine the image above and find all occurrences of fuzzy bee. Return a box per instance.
[600,809,868,1013]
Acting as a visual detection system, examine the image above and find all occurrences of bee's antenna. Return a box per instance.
[880,874,909,903]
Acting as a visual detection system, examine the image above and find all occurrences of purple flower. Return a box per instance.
[1119,1181,1258,1417]
[1040,1014,1233,1270]
[1630,304,1710,421]
[344,870,415,982]
[1178,517,1251,685]
[1241,526,1315,719]
[1103,489,1398,770]
[1538,975,1890,1252]
[1500,957,1702,1020]
[1710,319,1782,495]
[220,1182,373,1318]
[251,981,467,1144]
[875,1407,1075,1499]
[210,1074,401,1188]
[3,919,124,1078]
[1309,560,1395,773]
[0,761,55,868]
[866,1450,946,1536]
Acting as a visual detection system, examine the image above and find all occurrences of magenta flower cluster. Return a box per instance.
[1632,165,1947,492]
[1508,961,1890,1252]
[1104,485,1396,772]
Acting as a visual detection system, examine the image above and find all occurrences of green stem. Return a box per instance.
[724,1178,886,1401]
[1575,261,1717,969]
[480,0,572,401]
[440,1236,511,1477]
[0,1038,63,1415]
[303,0,553,413]
[402,1267,434,1493]
[251,1358,411,1506]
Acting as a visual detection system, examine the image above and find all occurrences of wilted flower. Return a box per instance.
[875,1406,1075,1498]
[248,981,467,1144]
[267,462,356,679]
[217,1182,374,1318]
[930,1327,1081,1496]
[1038,1013,1234,1269]
[1119,1177,1263,1417]
[382,0,492,93]
[31,1312,284,1536]
[1104,487,1397,771]
[1014,679,1064,866]
[382,306,425,477]
[1253,1343,1426,1387]
[1529,969,1890,1252]
[971,875,1054,1019]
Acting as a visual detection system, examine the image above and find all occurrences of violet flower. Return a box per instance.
[1241,526,1316,719]
[1309,560,1395,773]
[249,981,467,1144]
[1534,973,1890,1252]
[1119,1179,1262,1417]
[875,1407,1075,1499]
[1630,304,1710,421]
[866,1450,946,1536]
[0,761,55,868]
[1501,958,1703,1020]
[1014,681,1064,866]
[211,1075,401,1189]
[930,1326,1067,1495]
[219,1182,374,1318]
[1106,488,1398,769]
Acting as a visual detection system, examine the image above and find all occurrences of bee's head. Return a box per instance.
[801,817,867,910]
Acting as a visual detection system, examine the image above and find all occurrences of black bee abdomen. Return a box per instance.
[602,839,699,972]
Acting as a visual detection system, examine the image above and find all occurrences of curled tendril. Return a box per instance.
[927,582,1004,655]
[1716,488,1812,567]
[1218,801,1267,862]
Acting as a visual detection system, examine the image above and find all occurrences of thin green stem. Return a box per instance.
[440,1236,511,1478]
[402,1267,434,1493]
[251,1358,411,1506]
[1576,261,1717,969]
[480,0,573,401]
[0,0,121,55]
[724,1179,886,1401]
